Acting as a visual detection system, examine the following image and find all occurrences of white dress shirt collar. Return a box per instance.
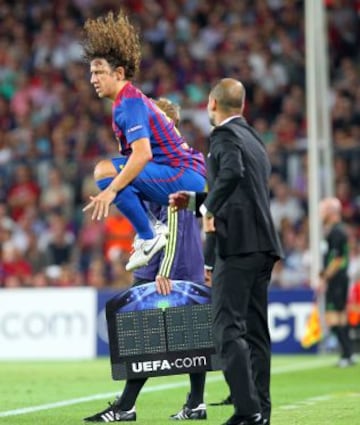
[218,115,243,126]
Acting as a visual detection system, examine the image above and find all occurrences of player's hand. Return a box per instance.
[156,275,172,295]
[316,276,327,295]
[169,191,190,211]
[82,188,116,220]
[204,268,213,287]
[203,216,215,232]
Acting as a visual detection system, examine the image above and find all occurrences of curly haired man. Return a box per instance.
[81,11,206,271]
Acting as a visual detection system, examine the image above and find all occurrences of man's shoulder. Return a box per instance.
[210,123,239,143]
[211,118,250,137]
[330,223,348,239]
[210,124,247,155]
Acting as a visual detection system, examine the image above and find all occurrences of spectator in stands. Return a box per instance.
[1,243,32,288]
[273,226,311,289]
[7,164,40,222]
[86,256,108,289]
[77,212,105,274]
[270,181,305,231]
[38,212,76,274]
[39,167,75,220]
[335,178,357,224]
[0,0,359,289]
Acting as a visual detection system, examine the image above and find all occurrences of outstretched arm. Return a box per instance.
[83,138,152,220]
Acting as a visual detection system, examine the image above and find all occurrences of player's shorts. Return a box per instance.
[325,275,349,312]
[111,157,206,206]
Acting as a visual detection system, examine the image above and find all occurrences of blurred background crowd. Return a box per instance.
[1,0,360,290]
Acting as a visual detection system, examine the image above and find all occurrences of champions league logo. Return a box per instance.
[106,281,217,379]
[108,280,211,313]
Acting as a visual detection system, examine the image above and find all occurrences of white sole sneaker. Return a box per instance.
[125,233,168,271]
[132,222,169,246]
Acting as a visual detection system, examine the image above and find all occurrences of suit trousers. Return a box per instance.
[212,252,274,419]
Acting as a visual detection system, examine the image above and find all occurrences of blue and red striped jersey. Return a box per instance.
[112,82,206,177]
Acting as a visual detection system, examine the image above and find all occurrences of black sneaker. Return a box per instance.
[209,395,232,406]
[170,403,207,420]
[222,412,263,425]
[83,402,136,422]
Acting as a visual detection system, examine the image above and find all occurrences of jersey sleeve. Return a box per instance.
[116,98,152,144]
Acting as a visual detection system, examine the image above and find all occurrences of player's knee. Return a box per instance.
[94,159,117,180]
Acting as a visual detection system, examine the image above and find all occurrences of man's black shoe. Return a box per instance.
[222,412,263,425]
[209,395,232,406]
[170,403,207,420]
[83,403,136,422]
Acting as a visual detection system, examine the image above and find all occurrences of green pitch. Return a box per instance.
[0,355,359,425]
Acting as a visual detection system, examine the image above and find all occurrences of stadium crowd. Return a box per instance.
[1,0,360,290]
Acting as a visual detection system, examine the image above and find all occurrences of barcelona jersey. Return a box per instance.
[112,82,206,177]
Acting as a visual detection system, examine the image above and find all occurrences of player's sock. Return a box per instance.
[337,325,352,359]
[96,177,153,239]
[332,325,350,359]
[116,378,147,411]
[187,372,206,408]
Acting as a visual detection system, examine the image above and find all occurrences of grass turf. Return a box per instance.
[0,355,359,425]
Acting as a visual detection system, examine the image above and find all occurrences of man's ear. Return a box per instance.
[209,97,217,112]
[114,66,125,80]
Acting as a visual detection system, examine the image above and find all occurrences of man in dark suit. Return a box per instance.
[170,78,283,425]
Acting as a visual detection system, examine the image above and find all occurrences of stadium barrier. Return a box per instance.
[0,286,317,360]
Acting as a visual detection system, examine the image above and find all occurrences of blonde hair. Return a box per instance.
[155,98,181,126]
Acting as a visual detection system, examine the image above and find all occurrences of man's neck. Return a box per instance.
[110,80,129,101]
[217,114,242,126]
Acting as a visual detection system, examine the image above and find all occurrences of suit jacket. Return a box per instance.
[198,117,283,260]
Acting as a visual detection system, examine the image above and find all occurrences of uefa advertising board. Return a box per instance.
[0,288,97,359]
[96,285,316,358]
[0,286,316,360]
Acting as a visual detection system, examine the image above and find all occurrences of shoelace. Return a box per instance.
[107,400,118,411]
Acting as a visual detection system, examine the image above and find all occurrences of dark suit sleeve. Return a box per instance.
[204,231,216,269]
[195,192,207,216]
[203,128,245,215]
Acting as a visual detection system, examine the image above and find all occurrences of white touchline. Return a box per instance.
[279,392,360,411]
[0,357,337,418]
[279,394,334,410]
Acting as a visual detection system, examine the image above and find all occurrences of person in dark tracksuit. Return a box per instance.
[170,78,283,425]
[319,197,355,368]
[84,207,207,423]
